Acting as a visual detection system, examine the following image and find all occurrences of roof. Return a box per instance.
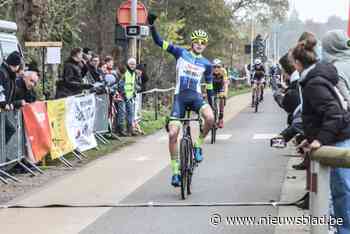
[0,20,17,33]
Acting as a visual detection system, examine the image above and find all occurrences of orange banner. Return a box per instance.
[22,102,52,162]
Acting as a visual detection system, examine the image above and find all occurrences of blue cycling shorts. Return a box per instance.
[170,90,207,119]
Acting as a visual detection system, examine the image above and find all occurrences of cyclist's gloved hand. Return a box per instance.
[148,12,158,25]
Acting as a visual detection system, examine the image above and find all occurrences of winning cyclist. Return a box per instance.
[251,58,266,106]
[148,13,214,187]
[212,59,228,128]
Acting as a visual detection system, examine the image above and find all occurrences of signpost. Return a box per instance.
[116,0,148,61]
[24,41,62,99]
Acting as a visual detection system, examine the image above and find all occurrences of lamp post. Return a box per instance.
[250,15,255,83]
[230,41,233,69]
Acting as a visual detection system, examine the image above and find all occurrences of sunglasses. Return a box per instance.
[213,65,222,68]
[192,39,208,45]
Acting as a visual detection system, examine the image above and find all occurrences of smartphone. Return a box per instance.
[270,137,287,148]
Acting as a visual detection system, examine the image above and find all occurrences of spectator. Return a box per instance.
[116,58,138,136]
[15,70,39,104]
[99,61,116,87]
[0,51,22,143]
[273,52,302,142]
[322,30,350,109]
[0,51,23,109]
[85,53,102,84]
[104,56,119,78]
[293,35,350,234]
[82,47,93,76]
[136,63,149,92]
[56,48,93,98]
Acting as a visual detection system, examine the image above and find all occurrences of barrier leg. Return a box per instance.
[17,161,36,176]
[72,151,83,161]
[95,134,109,145]
[0,175,8,184]
[75,150,88,159]
[310,160,330,234]
[109,133,121,141]
[0,169,20,183]
[23,158,44,174]
[97,133,110,144]
[59,157,73,168]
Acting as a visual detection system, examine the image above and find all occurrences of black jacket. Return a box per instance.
[0,62,22,108]
[299,62,350,145]
[282,80,301,125]
[15,78,36,103]
[86,63,102,83]
[56,58,92,98]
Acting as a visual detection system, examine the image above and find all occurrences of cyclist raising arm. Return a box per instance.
[148,13,214,187]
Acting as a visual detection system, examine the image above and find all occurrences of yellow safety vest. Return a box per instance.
[125,70,136,99]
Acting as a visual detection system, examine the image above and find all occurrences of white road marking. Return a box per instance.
[253,133,277,140]
[130,156,152,162]
[215,134,232,140]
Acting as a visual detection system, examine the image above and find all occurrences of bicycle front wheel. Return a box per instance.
[211,104,218,144]
[186,139,194,195]
[254,88,260,113]
[211,126,216,144]
[180,138,189,200]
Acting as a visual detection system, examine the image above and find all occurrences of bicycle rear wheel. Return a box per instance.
[180,138,189,200]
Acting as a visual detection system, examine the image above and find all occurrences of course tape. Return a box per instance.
[0,195,306,209]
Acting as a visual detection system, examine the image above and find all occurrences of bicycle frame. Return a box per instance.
[176,111,202,199]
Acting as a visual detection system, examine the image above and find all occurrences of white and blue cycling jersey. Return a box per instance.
[151,26,213,95]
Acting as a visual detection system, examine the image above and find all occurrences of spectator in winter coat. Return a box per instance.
[293,35,350,234]
[0,51,23,109]
[84,53,103,84]
[136,63,149,92]
[0,51,23,143]
[322,30,350,109]
[273,52,302,142]
[56,48,93,98]
[15,70,39,104]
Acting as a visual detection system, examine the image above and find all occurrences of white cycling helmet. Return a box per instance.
[213,58,223,66]
[254,58,262,65]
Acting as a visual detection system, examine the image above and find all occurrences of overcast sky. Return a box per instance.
[292,0,348,22]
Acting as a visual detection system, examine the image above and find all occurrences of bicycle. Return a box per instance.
[175,109,202,200]
[210,94,222,144]
[211,95,218,144]
[252,81,263,113]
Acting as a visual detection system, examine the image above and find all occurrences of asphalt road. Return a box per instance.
[81,93,289,234]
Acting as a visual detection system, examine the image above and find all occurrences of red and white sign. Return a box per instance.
[117,0,148,27]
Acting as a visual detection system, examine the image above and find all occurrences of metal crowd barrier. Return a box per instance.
[0,110,43,184]
[309,146,350,234]
[140,87,175,120]
[94,94,109,134]
[93,93,113,144]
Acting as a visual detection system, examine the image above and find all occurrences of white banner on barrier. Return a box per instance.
[134,93,142,121]
[65,94,97,152]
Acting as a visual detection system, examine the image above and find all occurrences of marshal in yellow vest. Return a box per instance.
[124,70,136,99]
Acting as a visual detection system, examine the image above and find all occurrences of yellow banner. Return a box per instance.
[47,99,74,159]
